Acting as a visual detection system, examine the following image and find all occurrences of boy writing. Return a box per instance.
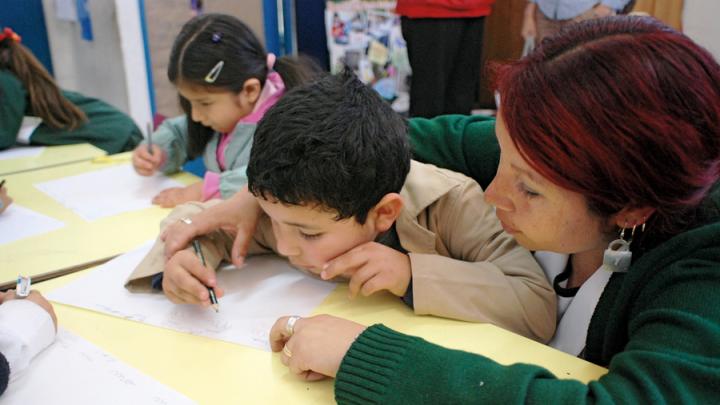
[126,72,555,342]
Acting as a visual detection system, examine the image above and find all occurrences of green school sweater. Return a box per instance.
[0,70,142,153]
[335,115,720,403]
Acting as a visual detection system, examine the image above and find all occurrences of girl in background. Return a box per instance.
[132,14,321,208]
[0,27,142,154]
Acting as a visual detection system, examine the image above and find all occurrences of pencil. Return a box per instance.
[0,179,5,189]
[191,239,219,312]
[146,122,154,156]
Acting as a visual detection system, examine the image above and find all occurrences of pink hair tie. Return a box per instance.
[0,27,22,43]
[266,53,276,70]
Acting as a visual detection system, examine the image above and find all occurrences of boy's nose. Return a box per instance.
[275,232,301,257]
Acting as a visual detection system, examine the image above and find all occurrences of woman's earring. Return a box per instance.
[601,224,634,273]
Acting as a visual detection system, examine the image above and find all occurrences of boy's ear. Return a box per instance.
[369,193,403,233]
[238,78,262,105]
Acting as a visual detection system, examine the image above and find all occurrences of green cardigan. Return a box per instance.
[335,115,720,403]
[0,70,142,153]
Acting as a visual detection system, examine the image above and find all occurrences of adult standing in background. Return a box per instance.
[397,0,495,117]
[522,0,632,43]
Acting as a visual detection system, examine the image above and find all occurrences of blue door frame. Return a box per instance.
[263,0,295,56]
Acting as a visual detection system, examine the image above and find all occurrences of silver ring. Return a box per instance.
[285,315,301,337]
[282,345,292,358]
[180,217,192,225]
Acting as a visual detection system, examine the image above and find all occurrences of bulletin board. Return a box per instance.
[325,0,409,112]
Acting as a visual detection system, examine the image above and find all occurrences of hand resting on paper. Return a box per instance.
[269,314,367,381]
[152,182,203,208]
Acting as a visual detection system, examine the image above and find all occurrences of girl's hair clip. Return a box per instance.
[211,32,223,43]
[205,60,224,83]
[0,27,22,43]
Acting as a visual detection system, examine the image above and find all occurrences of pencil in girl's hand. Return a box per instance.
[146,122,154,156]
[0,179,5,189]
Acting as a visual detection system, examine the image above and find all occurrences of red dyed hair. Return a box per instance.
[496,16,720,235]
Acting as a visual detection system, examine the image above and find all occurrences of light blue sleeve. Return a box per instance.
[140,115,189,174]
[218,165,249,199]
[216,123,254,198]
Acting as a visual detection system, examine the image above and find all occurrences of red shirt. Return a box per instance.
[396,0,496,18]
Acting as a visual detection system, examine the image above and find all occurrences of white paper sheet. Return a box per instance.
[1,328,196,404]
[0,146,45,161]
[48,242,337,350]
[34,165,185,221]
[0,204,65,245]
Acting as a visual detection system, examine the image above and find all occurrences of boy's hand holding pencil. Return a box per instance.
[162,246,225,309]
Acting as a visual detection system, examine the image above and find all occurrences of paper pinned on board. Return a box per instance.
[0,204,65,245]
[34,165,185,221]
[48,242,337,351]
[2,328,196,405]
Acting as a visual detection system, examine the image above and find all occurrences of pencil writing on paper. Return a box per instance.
[192,239,219,312]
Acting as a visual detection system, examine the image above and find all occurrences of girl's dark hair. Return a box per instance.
[0,31,87,130]
[167,14,323,158]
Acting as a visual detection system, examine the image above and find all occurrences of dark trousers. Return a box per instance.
[401,16,486,118]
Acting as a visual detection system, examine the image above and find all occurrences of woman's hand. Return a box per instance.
[161,186,263,267]
[269,314,367,380]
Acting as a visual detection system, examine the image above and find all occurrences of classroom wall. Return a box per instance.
[42,0,129,113]
[683,0,720,61]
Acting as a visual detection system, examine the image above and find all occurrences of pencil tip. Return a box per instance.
[212,304,219,313]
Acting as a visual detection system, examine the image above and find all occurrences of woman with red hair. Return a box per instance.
[268,16,720,402]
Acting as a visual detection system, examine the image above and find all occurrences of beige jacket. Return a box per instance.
[127,161,556,342]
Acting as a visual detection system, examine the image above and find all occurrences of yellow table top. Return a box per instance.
[36,270,608,404]
[0,143,106,176]
[0,152,199,288]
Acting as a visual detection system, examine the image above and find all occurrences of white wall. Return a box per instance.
[42,0,152,134]
[683,0,720,61]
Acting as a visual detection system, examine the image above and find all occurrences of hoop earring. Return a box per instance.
[602,225,633,273]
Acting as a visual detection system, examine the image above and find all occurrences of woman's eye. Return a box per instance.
[519,183,540,198]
